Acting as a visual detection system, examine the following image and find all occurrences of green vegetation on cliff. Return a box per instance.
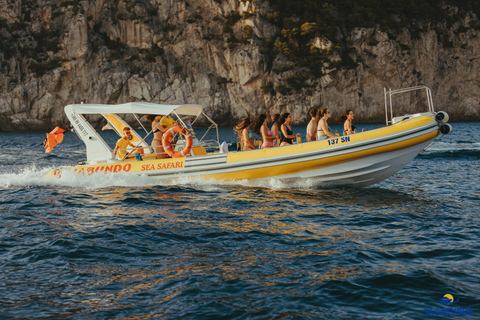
[0,0,479,129]
[0,0,479,93]
[257,0,480,94]
[1,1,478,76]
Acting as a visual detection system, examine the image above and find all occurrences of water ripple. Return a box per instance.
[1,124,479,319]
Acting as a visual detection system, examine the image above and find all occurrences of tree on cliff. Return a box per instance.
[0,0,479,130]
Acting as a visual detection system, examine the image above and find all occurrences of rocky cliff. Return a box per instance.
[1,0,479,131]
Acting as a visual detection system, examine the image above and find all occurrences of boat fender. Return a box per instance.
[435,111,449,123]
[162,126,194,158]
[439,123,452,135]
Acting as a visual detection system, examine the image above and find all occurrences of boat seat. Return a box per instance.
[191,146,207,156]
[174,139,207,156]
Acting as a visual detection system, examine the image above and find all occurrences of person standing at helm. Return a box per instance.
[114,127,137,160]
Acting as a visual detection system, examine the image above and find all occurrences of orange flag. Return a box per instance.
[44,127,67,153]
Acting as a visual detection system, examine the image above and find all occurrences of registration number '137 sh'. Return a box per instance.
[328,136,351,145]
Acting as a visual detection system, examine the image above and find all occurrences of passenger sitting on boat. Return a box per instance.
[235,117,255,151]
[114,127,138,160]
[337,109,356,135]
[271,113,281,146]
[306,108,319,142]
[317,108,337,140]
[280,113,301,146]
[146,114,177,159]
[254,114,276,149]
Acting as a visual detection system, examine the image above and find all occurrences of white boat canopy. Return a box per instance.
[66,102,204,117]
[64,102,208,164]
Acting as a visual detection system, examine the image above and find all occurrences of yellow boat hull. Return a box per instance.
[47,115,441,187]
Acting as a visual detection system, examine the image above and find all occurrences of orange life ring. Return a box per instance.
[162,126,193,158]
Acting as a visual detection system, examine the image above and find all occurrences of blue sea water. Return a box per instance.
[0,123,479,319]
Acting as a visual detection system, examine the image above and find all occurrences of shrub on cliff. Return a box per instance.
[30,59,62,76]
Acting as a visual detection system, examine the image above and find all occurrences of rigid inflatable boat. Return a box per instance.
[46,86,452,187]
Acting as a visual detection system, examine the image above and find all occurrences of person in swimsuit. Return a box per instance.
[317,108,337,140]
[254,114,276,149]
[146,114,176,159]
[337,109,356,135]
[235,117,255,151]
[306,108,319,142]
[279,113,301,146]
[271,114,281,146]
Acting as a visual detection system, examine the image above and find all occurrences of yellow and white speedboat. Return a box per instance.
[47,86,452,187]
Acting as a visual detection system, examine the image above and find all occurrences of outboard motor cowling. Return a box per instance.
[435,111,449,123]
[440,123,452,135]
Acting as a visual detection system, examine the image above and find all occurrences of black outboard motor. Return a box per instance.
[435,111,452,134]
[435,111,449,123]
[440,123,452,134]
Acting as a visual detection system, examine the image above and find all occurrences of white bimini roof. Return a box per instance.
[65,102,203,117]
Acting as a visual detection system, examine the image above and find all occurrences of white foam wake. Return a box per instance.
[426,141,480,152]
[0,165,160,189]
[0,165,320,191]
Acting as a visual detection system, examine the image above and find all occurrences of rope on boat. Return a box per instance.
[421,133,446,153]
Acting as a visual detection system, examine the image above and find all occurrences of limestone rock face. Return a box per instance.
[0,0,479,132]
